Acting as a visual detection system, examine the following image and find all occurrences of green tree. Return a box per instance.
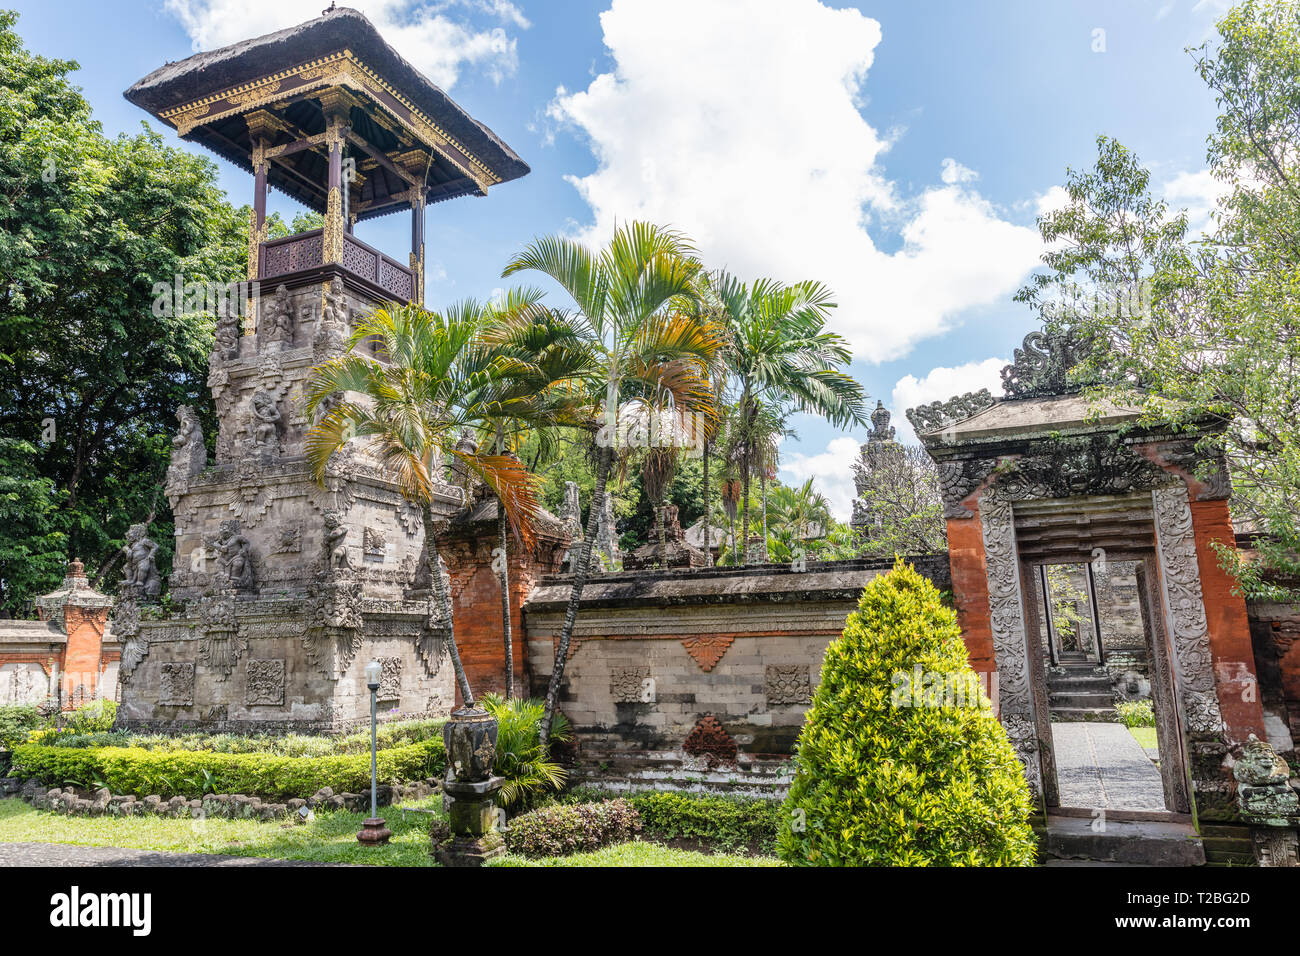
[707,273,866,565]
[502,221,723,744]
[1017,0,1300,594]
[0,439,67,613]
[851,442,947,557]
[306,302,544,708]
[778,560,1036,866]
[0,11,246,609]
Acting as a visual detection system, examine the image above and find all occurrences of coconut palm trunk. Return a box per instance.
[423,502,474,709]
[539,443,612,746]
[761,470,769,561]
[656,497,667,566]
[496,426,515,699]
[701,439,711,559]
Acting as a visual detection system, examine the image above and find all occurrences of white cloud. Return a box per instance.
[1161,168,1229,235]
[162,0,528,88]
[547,0,1044,364]
[940,158,978,185]
[778,436,862,522]
[890,357,1008,444]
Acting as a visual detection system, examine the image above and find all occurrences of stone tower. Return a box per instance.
[850,400,903,537]
[113,9,529,732]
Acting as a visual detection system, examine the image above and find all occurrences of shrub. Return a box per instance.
[628,791,781,850]
[1115,699,1155,728]
[61,699,117,734]
[0,705,43,751]
[778,558,1036,866]
[11,736,445,800]
[503,800,641,857]
[481,694,572,808]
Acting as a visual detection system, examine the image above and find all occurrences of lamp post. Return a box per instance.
[356,659,391,846]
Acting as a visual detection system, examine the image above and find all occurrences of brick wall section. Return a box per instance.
[59,605,109,704]
[1246,600,1300,760]
[441,515,569,702]
[521,556,952,782]
[1190,499,1267,742]
[946,511,995,679]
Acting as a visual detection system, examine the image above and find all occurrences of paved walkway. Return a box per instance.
[1051,722,1166,812]
[0,842,350,867]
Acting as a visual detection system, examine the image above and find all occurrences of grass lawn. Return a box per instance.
[489,840,782,867]
[0,797,439,866]
[1128,726,1158,750]
[0,798,782,867]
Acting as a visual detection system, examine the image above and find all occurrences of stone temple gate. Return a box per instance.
[909,330,1264,822]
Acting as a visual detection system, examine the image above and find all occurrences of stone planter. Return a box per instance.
[443,707,497,783]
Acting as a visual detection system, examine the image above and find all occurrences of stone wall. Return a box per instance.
[521,555,951,792]
[1247,599,1300,763]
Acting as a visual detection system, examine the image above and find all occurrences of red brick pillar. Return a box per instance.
[946,511,996,681]
[34,558,112,709]
[440,514,570,702]
[1190,498,1267,742]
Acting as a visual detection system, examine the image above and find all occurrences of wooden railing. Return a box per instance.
[259,229,415,303]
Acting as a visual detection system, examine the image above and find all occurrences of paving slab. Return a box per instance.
[0,841,355,867]
[1052,721,1166,812]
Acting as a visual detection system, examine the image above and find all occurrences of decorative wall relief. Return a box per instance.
[247,389,283,461]
[1152,483,1226,736]
[935,457,1000,519]
[113,600,147,680]
[377,657,401,701]
[245,658,286,706]
[764,664,811,706]
[272,524,302,554]
[259,283,295,344]
[683,714,738,767]
[165,405,207,501]
[210,519,256,591]
[610,666,650,703]
[363,526,387,559]
[322,510,353,573]
[120,524,162,602]
[158,662,195,706]
[197,594,247,680]
[978,494,1043,799]
[681,635,734,672]
[906,388,995,437]
[226,460,276,528]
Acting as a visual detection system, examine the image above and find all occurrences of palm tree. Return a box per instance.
[305,301,543,711]
[475,294,595,697]
[502,221,722,745]
[707,272,868,564]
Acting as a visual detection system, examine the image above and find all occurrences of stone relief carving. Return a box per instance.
[935,457,1000,519]
[313,277,350,360]
[683,715,737,768]
[764,664,812,706]
[272,524,302,554]
[120,524,162,603]
[905,389,996,437]
[302,624,363,681]
[594,493,621,571]
[1000,327,1096,399]
[213,297,241,361]
[197,593,246,680]
[610,666,650,703]
[978,494,1043,799]
[226,459,277,528]
[416,624,446,678]
[247,389,283,461]
[377,657,402,701]
[1151,483,1225,736]
[322,510,353,572]
[210,520,256,592]
[158,662,195,706]
[999,435,1169,500]
[113,600,147,680]
[363,526,387,558]
[259,283,294,344]
[165,405,207,499]
[246,658,285,706]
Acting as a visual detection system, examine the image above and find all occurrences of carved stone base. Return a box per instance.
[356,816,392,846]
[1251,827,1300,867]
[437,774,505,867]
[434,831,505,867]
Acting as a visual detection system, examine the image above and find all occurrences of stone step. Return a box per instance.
[1050,693,1115,709]
[1047,675,1113,690]
[1050,707,1120,722]
[1037,815,1205,866]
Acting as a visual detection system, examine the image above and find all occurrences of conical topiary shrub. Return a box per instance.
[778,558,1036,866]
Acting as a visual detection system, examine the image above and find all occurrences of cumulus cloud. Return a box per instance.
[778,436,863,522]
[1161,168,1230,235]
[890,357,1008,444]
[162,0,528,88]
[547,0,1044,363]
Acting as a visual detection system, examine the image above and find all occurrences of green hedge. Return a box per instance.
[562,787,782,851]
[11,738,445,800]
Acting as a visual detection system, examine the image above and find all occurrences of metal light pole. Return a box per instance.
[356,660,391,846]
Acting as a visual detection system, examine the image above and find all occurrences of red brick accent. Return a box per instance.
[680,635,734,671]
[60,605,109,707]
[1189,498,1266,742]
[441,520,569,703]
[683,714,737,766]
[946,511,996,680]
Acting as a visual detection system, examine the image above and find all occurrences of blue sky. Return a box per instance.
[10,0,1235,516]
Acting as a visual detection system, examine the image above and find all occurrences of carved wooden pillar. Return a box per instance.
[410,190,426,306]
[323,122,345,265]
